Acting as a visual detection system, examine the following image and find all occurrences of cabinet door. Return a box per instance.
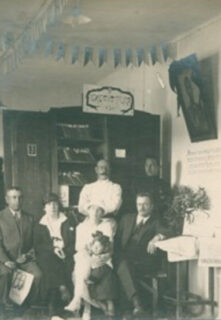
[3,111,55,218]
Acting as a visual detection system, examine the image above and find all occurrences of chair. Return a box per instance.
[139,270,167,316]
[137,252,168,317]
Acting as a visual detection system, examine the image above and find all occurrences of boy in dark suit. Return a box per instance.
[114,192,167,316]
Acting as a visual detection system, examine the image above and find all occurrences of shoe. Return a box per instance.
[132,294,144,316]
[132,306,144,316]
[82,302,91,320]
[59,285,70,303]
[64,298,81,312]
[51,316,64,320]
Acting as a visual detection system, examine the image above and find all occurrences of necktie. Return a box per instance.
[133,219,144,234]
[14,212,21,232]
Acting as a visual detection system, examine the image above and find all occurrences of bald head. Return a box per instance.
[95,159,110,180]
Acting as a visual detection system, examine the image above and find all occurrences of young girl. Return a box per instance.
[86,231,117,317]
[65,201,116,319]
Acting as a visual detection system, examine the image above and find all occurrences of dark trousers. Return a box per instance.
[116,251,161,302]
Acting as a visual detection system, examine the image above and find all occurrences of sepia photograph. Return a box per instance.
[0,1,221,320]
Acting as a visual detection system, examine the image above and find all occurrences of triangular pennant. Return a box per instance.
[56,44,65,61]
[125,48,133,67]
[98,48,107,67]
[161,43,168,62]
[150,46,157,65]
[113,48,121,68]
[137,47,145,66]
[84,47,93,65]
[71,45,79,64]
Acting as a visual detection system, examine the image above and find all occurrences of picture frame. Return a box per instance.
[169,54,217,142]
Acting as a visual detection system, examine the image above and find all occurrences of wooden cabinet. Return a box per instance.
[3,110,54,217]
[3,107,160,216]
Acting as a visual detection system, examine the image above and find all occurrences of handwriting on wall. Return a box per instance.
[187,147,221,175]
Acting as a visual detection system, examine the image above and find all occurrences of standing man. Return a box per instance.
[114,192,168,315]
[78,159,122,217]
[133,157,171,220]
[0,187,41,310]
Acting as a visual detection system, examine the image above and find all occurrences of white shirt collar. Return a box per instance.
[9,208,21,218]
[136,215,150,225]
[39,212,67,226]
[96,178,110,183]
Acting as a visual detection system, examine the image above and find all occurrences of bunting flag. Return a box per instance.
[0,23,177,74]
[0,0,69,74]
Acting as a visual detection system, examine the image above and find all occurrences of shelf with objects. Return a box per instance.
[51,107,108,220]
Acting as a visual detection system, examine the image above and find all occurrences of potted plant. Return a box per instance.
[166,185,210,236]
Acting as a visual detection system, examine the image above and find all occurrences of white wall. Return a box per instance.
[169,17,221,315]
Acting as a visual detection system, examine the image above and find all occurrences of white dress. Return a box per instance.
[67,217,116,310]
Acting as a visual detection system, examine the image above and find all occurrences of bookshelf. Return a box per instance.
[52,107,108,208]
[3,108,160,218]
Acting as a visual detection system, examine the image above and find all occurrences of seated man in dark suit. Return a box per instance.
[114,192,168,316]
[0,187,42,313]
[132,157,171,220]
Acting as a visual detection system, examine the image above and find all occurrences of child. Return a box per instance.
[86,231,117,317]
[65,202,116,319]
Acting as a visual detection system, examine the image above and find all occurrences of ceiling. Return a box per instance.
[0,0,221,109]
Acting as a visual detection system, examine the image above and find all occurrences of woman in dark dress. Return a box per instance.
[34,193,75,319]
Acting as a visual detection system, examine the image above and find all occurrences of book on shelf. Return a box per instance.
[57,123,91,140]
[58,147,96,162]
[59,171,87,186]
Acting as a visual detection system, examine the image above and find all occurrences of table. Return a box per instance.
[156,236,218,319]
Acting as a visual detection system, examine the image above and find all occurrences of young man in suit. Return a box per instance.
[114,192,167,316]
[0,187,41,313]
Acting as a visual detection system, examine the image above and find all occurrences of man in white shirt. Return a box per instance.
[78,159,122,217]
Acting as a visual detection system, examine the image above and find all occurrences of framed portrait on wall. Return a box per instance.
[169,54,217,142]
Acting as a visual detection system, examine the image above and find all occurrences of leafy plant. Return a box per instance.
[166,185,210,235]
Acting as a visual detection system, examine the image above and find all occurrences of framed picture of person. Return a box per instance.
[169,54,217,142]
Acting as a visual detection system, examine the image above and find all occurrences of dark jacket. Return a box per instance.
[114,212,168,266]
[0,207,34,268]
[33,215,76,290]
[34,216,75,262]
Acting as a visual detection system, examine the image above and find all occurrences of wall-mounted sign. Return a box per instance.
[27,144,37,157]
[83,84,134,116]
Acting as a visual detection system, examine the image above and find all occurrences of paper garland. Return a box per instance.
[0,0,69,74]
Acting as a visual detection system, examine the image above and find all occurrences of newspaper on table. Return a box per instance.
[155,236,198,262]
[9,269,34,305]
[198,237,221,267]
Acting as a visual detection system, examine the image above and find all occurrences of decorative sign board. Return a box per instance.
[83,85,134,116]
